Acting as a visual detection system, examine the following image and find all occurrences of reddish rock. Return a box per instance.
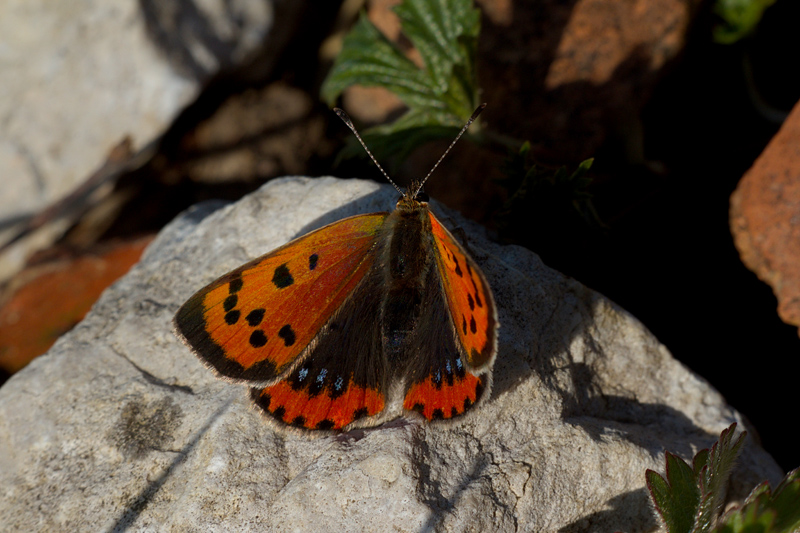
[730,100,800,336]
[479,0,702,164]
[0,236,154,374]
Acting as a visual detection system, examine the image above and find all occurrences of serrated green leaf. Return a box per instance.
[394,0,479,115]
[712,469,800,533]
[647,470,672,511]
[694,424,747,532]
[714,505,776,533]
[694,449,710,476]
[766,468,800,532]
[647,453,702,533]
[322,13,441,109]
[321,0,481,160]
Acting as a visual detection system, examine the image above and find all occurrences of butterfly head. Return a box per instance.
[396,182,430,210]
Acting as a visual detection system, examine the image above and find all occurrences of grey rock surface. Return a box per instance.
[0,177,783,532]
[0,0,274,277]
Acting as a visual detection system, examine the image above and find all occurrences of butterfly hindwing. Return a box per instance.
[251,265,388,430]
[174,213,388,383]
[427,211,498,370]
[401,242,488,421]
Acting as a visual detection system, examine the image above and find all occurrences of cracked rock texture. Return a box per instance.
[0,177,783,532]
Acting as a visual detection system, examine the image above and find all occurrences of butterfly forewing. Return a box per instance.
[174,213,388,383]
[427,212,498,370]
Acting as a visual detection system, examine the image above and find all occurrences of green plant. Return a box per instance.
[713,0,777,44]
[321,0,481,163]
[494,142,600,249]
[646,423,800,532]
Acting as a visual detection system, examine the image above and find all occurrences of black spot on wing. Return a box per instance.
[470,316,477,334]
[249,330,267,348]
[246,309,265,326]
[223,295,238,312]
[309,254,318,270]
[316,419,335,430]
[272,264,293,288]
[224,310,240,325]
[252,390,271,409]
[229,278,243,293]
[467,293,475,311]
[279,324,296,346]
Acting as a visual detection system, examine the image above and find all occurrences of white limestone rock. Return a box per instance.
[0,177,783,531]
[0,0,273,220]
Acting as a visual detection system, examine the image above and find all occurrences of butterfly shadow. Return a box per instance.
[528,292,719,461]
[482,250,720,449]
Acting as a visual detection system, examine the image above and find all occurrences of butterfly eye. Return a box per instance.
[415,191,429,203]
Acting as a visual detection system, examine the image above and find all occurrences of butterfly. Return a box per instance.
[173,104,498,433]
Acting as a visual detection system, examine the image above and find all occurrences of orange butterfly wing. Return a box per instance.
[402,356,486,421]
[174,213,388,383]
[427,211,498,369]
[401,207,497,422]
[249,256,390,431]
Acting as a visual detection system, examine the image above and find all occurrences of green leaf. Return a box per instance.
[768,468,800,532]
[713,468,800,533]
[322,13,439,110]
[646,453,701,533]
[645,424,748,533]
[394,0,480,117]
[694,424,747,532]
[712,0,777,44]
[321,0,481,161]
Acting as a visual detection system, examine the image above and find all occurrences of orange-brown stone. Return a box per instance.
[730,100,800,336]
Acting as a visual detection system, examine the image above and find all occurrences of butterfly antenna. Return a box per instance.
[334,108,404,195]
[411,103,487,198]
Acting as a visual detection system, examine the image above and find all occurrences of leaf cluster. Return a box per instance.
[321,0,481,164]
[494,141,600,239]
[646,423,800,533]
